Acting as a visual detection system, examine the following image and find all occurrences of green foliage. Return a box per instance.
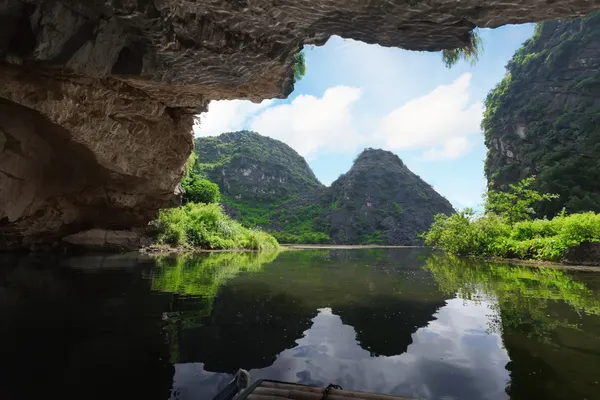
[181,153,221,204]
[442,30,483,68]
[485,175,559,225]
[293,52,306,83]
[358,231,384,244]
[424,210,600,261]
[182,178,221,205]
[152,202,279,250]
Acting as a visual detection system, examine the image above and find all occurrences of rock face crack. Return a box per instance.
[1,0,599,249]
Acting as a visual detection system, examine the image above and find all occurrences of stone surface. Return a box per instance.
[62,229,148,251]
[564,242,600,266]
[2,1,600,249]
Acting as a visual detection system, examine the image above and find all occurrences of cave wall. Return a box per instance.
[1,0,599,249]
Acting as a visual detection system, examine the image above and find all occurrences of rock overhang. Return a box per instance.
[1,0,599,249]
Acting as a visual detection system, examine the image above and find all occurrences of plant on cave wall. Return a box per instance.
[442,29,483,68]
[293,52,306,82]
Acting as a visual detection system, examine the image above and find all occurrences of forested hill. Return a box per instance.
[483,12,600,217]
[320,149,455,244]
[194,131,322,204]
[194,133,454,245]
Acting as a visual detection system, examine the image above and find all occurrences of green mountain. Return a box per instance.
[194,131,322,204]
[483,12,600,217]
[194,133,454,245]
[321,149,455,244]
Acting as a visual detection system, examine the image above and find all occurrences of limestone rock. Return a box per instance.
[483,13,600,217]
[564,242,600,266]
[62,229,148,251]
[1,0,599,249]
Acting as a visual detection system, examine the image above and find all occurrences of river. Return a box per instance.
[1,248,599,400]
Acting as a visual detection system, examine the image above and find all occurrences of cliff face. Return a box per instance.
[1,1,599,249]
[195,131,322,204]
[323,149,455,245]
[483,12,600,217]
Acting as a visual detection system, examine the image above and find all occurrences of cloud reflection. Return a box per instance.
[171,300,509,400]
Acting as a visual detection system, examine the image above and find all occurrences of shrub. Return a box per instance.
[182,178,221,205]
[424,210,600,262]
[153,202,279,250]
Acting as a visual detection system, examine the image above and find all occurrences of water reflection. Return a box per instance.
[423,255,600,400]
[1,249,600,400]
[173,302,509,400]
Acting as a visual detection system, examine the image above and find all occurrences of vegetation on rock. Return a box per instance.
[181,153,221,205]
[442,30,483,68]
[293,52,307,82]
[483,12,600,217]
[152,156,278,251]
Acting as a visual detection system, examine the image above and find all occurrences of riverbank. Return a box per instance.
[283,244,422,250]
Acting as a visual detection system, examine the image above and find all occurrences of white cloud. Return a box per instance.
[193,99,273,137]
[376,73,483,161]
[422,136,473,161]
[249,86,364,158]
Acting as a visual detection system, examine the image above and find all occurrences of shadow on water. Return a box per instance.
[1,249,600,400]
[0,252,174,400]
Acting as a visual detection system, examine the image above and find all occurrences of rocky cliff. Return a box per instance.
[322,149,455,245]
[2,1,598,249]
[483,12,600,217]
[195,131,322,204]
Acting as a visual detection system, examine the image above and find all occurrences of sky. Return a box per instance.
[193,24,535,210]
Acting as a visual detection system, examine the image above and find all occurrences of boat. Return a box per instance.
[213,369,415,400]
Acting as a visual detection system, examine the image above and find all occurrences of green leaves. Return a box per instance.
[485,175,559,225]
[153,203,279,250]
[424,205,600,262]
[441,29,483,68]
[182,178,221,205]
[293,52,306,83]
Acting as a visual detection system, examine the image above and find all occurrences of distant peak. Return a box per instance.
[354,148,405,166]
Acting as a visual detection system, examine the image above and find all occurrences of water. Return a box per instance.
[1,249,600,400]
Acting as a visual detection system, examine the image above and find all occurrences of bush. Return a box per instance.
[182,178,221,205]
[424,210,600,262]
[153,202,279,250]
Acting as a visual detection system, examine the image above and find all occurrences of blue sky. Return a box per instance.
[194,24,535,210]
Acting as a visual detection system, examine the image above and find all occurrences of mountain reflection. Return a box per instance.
[172,304,510,400]
[162,249,450,370]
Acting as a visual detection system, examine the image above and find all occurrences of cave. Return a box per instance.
[1,0,598,250]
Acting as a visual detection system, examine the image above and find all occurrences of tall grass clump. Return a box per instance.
[152,202,279,251]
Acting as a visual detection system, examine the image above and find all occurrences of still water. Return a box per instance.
[1,248,600,400]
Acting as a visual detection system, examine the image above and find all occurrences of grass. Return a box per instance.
[151,202,279,251]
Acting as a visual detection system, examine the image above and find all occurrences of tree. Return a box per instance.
[485,175,559,225]
[182,178,221,204]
